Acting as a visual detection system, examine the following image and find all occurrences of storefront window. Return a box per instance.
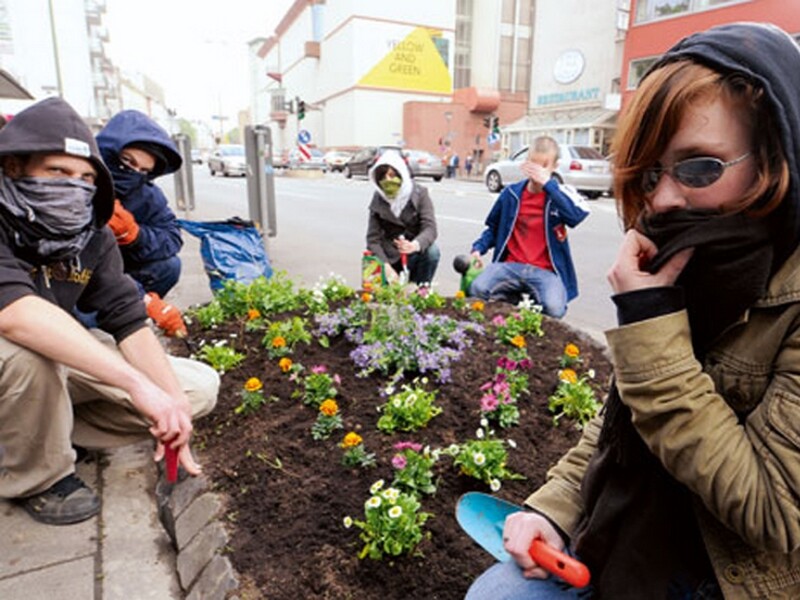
[627,56,659,89]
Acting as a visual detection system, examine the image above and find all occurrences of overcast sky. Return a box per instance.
[105,0,292,124]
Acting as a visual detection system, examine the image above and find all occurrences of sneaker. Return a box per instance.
[21,474,100,525]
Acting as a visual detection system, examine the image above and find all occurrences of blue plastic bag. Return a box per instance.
[177,217,272,291]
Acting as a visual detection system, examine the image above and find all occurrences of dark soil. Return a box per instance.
[176,301,613,600]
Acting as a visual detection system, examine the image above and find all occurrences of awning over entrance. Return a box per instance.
[0,69,33,100]
[505,107,617,132]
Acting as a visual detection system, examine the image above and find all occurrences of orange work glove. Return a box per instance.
[107,199,140,245]
[144,292,187,338]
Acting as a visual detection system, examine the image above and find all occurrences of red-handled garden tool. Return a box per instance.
[456,492,591,589]
[164,444,179,483]
[397,235,410,284]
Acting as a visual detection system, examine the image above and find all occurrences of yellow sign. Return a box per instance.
[359,28,452,94]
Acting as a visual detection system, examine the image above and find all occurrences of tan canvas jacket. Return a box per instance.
[527,245,800,599]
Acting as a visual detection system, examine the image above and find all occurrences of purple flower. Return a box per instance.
[391,454,408,469]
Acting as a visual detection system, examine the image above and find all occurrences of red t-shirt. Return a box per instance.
[504,186,553,270]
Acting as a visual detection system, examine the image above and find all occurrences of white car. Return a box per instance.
[208,144,247,177]
[484,144,612,198]
[323,150,353,172]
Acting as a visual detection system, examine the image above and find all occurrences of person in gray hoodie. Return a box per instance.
[365,150,440,284]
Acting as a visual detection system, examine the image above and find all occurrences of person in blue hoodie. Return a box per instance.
[467,135,590,318]
[96,111,186,336]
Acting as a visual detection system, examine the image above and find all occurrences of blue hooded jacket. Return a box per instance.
[96,110,183,268]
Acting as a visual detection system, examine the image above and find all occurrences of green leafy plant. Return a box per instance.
[548,368,601,429]
[301,274,356,314]
[188,300,226,329]
[493,304,544,345]
[445,429,524,490]
[294,364,340,408]
[196,341,245,373]
[261,316,312,359]
[559,343,583,368]
[390,441,438,496]
[346,479,433,560]
[377,380,442,433]
[311,399,344,440]
[235,377,268,415]
[340,432,377,468]
[408,285,446,311]
[215,272,304,319]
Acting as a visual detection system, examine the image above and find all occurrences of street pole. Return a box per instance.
[47,0,64,97]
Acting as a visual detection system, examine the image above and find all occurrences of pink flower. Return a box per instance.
[333,374,341,385]
[311,365,328,374]
[496,357,510,370]
[480,394,499,412]
[519,358,533,369]
[491,315,506,326]
[479,381,492,392]
[393,441,423,453]
[493,381,510,395]
[392,454,408,469]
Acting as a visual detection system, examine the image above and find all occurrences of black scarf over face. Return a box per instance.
[572,209,775,599]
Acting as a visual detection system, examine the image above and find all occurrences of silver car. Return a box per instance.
[403,149,445,181]
[208,144,247,177]
[484,144,612,198]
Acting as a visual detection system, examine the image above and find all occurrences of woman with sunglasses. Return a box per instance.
[466,22,800,600]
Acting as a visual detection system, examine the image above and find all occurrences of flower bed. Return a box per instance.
[175,274,613,599]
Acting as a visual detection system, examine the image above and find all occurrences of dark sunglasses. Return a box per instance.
[641,152,751,193]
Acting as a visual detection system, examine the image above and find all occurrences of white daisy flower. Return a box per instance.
[490,479,501,492]
[473,452,486,466]
[366,496,382,509]
[476,428,485,439]
[480,417,489,428]
[370,479,385,494]
[343,516,353,528]
[388,506,403,519]
[507,439,517,449]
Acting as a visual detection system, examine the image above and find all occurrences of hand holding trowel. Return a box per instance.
[396,234,411,284]
[456,492,591,588]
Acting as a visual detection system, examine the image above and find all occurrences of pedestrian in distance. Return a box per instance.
[450,151,460,178]
[466,22,800,599]
[0,97,219,526]
[366,149,440,285]
[466,135,590,318]
[96,110,187,337]
[465,154,474,178]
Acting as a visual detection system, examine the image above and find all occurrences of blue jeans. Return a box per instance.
[466,561,593,600]
[392,243,440,285]
[469,262,567,318]
[126,255,182,298]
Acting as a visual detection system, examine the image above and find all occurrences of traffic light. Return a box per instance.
[297,99,306,120]
[492,116,500,135]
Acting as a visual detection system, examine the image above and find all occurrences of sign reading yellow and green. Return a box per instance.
[359,27,452,94]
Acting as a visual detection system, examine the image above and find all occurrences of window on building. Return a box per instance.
[502,0,516,23]
[499,35,513,91]
[627,56,659,89]
[518,0,534,26]
[515,36,532,92]
[635,0,740,23]
[455,0,472,88]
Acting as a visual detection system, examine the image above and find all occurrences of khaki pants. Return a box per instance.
[0,333,219,498]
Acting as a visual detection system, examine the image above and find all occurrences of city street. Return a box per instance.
[171,166,624,342]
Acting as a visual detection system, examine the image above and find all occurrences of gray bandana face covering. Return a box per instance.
[0,173,97,260]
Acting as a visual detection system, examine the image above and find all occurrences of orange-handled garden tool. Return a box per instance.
[456,492,591,589]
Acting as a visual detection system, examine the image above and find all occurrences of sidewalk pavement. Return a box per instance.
[0,206,227,599]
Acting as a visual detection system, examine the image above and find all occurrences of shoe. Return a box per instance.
[21,473,100,525]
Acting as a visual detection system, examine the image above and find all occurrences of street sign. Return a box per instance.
[298,129,311,144]
[297,142,312,162]
[487,132,500,146]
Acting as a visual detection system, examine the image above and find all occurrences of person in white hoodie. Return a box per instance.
[365,150,439,284]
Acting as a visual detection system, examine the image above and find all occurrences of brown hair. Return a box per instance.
[527,135,560,161]
[612,60,789,229]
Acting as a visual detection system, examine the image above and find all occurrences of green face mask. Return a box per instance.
[379,176,402,199]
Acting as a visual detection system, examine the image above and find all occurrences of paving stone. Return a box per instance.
[169,473,210,518]
[175,492,224,550]
[177,520,229,589]
[0,556,95,600]
[185,555,239,600]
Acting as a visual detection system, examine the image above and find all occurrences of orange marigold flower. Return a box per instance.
[320,399,339,416]
[341,432,363,448]
[510,335,526,348]
[278,357,293,373]
[271,336,287,348]
[455,290,466,299]
[244,377,263,392]
[564,343,580,358]
[471,300,485,311]
[247,308,261,320]
[558,368,578,384]
[361,292,372,302]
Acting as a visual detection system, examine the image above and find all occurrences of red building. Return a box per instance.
[622,0,800,110]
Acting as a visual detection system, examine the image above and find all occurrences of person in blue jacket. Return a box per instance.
[468,136,590,317]
[97,111,183,299]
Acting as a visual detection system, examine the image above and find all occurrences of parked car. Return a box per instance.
[483,144,612,198]
[403,149,445,181]
[271,149,289,169]
[208,144,247,177]
[190,149,203,164]
[289,147,328,171]
[343,145,405,179]
[323,150,353,172]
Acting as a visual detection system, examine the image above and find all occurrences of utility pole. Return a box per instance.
[47,0,64,97]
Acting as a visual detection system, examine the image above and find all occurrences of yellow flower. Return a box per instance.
[564,343,580,358]
[320,399,339,416]
[361,292,372,302]
[558,368,578,384]
[271,336,286,348]
[455,290,465,299]
[278,357,293,373]
[510,335,526,348]
[244,377,263,392]
[342,432,362,448]
[471,300,485,312]
[247,308,261,320]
